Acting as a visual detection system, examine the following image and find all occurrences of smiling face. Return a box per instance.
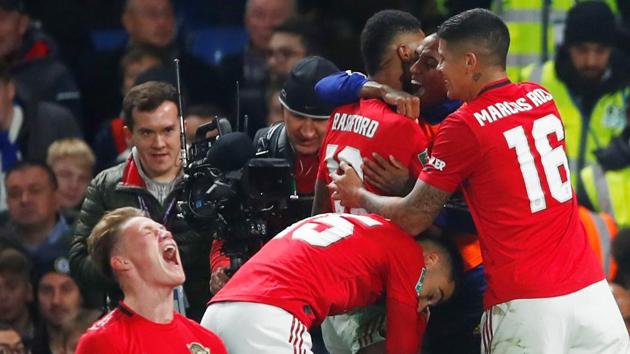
[114,216,185,288]
[410,34,448,108]
[124,100,181,182]
[283,110,328,156]
[437,38,470,101]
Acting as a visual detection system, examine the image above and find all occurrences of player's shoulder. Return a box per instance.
[77,310,125,353]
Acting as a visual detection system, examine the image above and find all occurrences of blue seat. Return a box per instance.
[188,26,248,65]
[90,29,128,51]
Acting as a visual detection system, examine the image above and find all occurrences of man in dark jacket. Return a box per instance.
[69,81,211,321]
[0,0,82,120]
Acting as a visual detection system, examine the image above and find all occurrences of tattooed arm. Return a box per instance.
[331,162,451,235]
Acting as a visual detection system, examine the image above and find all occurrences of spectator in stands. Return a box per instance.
[0,0,81,120]
[70,81,211,321]
[60,309,99,354]
[91,44,164,172]
[0,61,81,211]
[265,85,283,126]
[267,16,321,85]
[80,0,225,139]
[46,139,95,223]
[521,1,630,204]
[218,0,295,138]
[0,248,35,348]
[76,207,226,354]
[0,322,27,354]
[0,162,72,279]
[31,256,83,354]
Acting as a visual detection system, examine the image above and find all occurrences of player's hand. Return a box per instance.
[210,267,230,294]
[329,161,364,209]
[382,87,420,119]
[363,153,411,196]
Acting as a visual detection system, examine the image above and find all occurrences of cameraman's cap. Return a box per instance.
[0,0,25,12]
[279,56,339,119]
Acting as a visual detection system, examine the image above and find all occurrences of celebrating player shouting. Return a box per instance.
[331,8,629,353]
[75,208,227,354]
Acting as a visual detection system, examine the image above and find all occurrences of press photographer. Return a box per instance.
[209,56,339,293]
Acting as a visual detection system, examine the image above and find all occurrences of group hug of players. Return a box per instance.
[77,7,630,354]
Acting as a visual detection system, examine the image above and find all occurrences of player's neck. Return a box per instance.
[122,286,175,324]
[370,70,403,91]
[466,69,509,102]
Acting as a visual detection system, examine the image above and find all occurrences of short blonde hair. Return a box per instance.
[46,138,96,172]
[87,207,146,279]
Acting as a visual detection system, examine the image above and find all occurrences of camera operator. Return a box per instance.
[209,56,339,293]
[69,81,211,321]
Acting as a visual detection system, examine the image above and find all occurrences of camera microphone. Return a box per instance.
[205,132,255,172]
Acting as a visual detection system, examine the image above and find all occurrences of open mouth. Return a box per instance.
[410,79,425,97]
[162,244,179,266]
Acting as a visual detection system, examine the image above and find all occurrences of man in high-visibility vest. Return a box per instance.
[491,0,618,81]
[521,1,629,204]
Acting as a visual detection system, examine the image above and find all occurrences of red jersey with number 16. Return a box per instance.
[210,213,427,354]
[317,98,428,212]
[419,79,603,308]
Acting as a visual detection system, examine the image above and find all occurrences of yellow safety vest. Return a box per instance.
[581,165,630,229]
[522,60,627,189]
[493,0,618,81]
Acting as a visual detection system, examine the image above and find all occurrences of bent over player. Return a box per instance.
[201,213,461,354]
[331,8,629,353]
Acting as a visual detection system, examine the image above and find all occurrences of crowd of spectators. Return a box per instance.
[0,0,629,353]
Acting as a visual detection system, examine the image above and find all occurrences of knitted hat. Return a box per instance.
[564,1,616,46]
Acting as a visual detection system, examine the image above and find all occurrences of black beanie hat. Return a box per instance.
[279,56,339,119]
[0,0,25,12]
[564,1,616,46]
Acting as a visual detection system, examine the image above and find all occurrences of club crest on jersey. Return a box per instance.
[415,267,427,297]
[187,342,210,354]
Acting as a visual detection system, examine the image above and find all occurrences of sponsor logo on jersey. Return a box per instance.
[187,342,210,354]
[418,149,429,166]
[415,267,427,297]
[427,155,446,171]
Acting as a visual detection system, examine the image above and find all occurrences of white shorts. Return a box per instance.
[201,301,312,354]
[321,306,386,354]
[480,279,630,354]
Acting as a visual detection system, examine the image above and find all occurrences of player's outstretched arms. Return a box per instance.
[312,178,333,215]
[331,162,450,235]
[363,153,414,196]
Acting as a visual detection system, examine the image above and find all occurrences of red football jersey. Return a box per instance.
[210,213,427,354]
[420,79,603,308]
[76,302,227,354]
[317,98,428,212]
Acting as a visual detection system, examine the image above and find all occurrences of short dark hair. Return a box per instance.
[5,161,58,190]
[0,247,31,281]
[418,232,464,293]
[122,81,178,130]
[186,104,222,119]
[437,8,510,69]
[87,207,146,280]
[272,16,322,56]
[360,10,422,76]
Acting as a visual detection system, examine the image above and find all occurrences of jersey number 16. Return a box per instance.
[503,113,572,213]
